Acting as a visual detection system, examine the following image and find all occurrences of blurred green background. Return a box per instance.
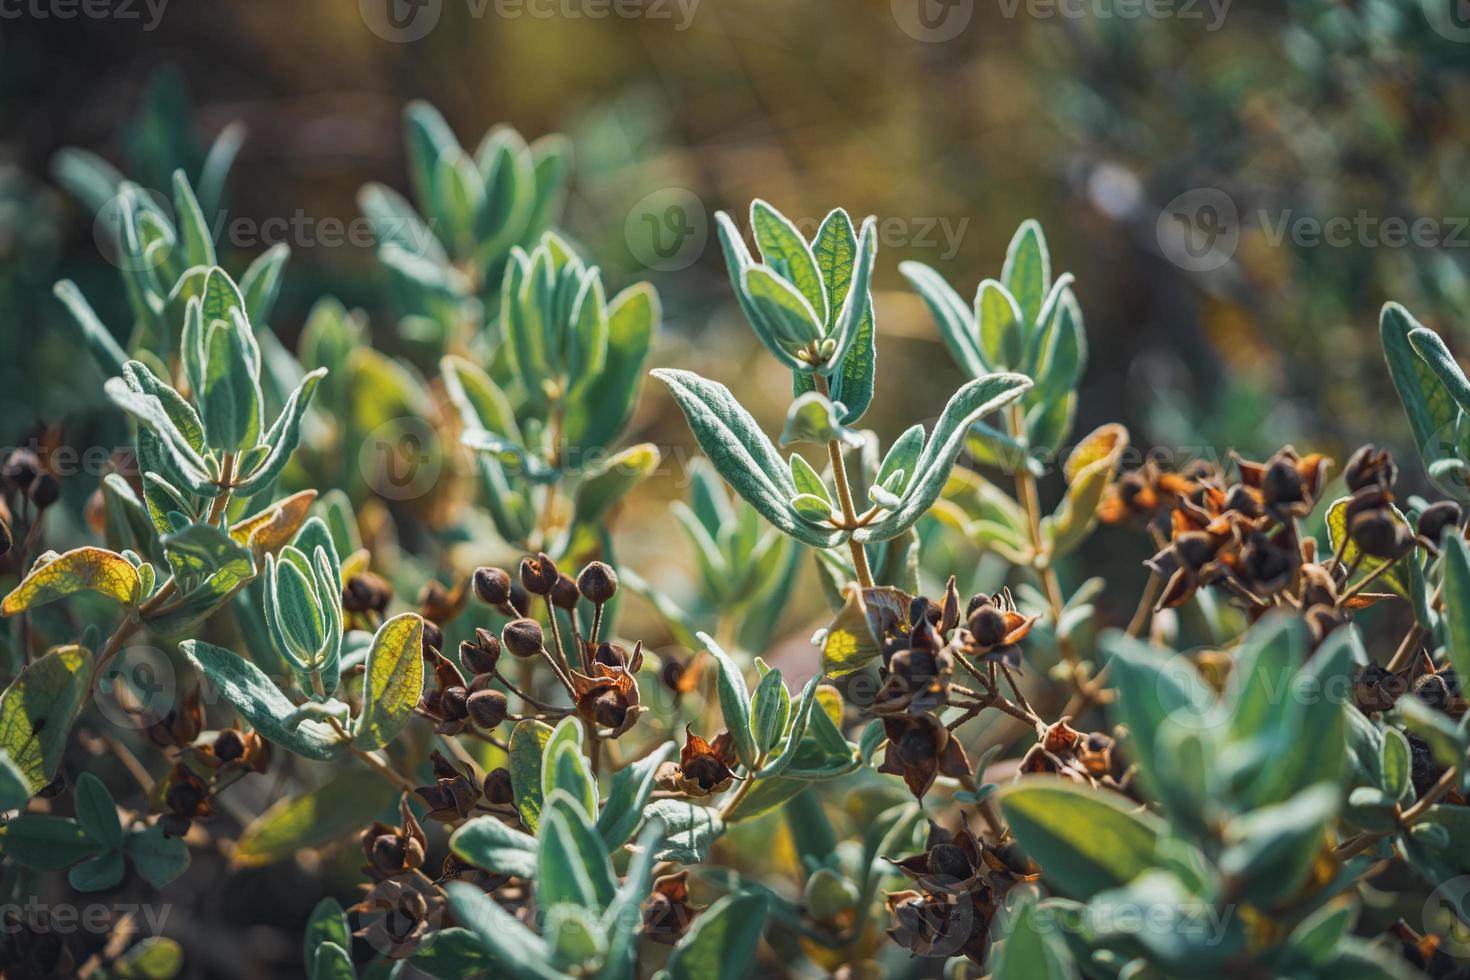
[2,0,1470,972]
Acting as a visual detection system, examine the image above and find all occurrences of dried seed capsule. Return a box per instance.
[1262,457,1303,506]
[440,686,469,721]
[1343,444,1396,493]
[1222,483,1261,518]
[421,620,444,656]
[418,579,455,622]
[503,618,544,658]
[591,689,629,731]
[1349,507,1411,559]
[1414,673,1454,713]
[1418,500,1463,551]
[519,553,559,595]
[343,571,392,614]
[472,566,513,607]
[577,561,619,604]
[28,474,59,510]
[467,689,508,728]
[213,729,246,763]
[483,767,514,805]
[0,513,11,558]
[1173,531,1217,572]
[461,632,500,676]
[967,604,1007,648]
[2,449,39,489]
[550,573,580,610]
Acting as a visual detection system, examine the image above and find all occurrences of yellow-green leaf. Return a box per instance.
[0,645,92,792]
[509,719,555,832]
[1325,496,1416,602]
[233,769,396,867]
[1,547,140,615]
[1043,422,1128,560]
[352,612,425,750]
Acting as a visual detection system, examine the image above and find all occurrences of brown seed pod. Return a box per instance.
[467,689,508,728]
[550,573,580,610]
[577,561,618,604]
[519,553,559,595]
[503,618,545,658]
[472,566,513,608]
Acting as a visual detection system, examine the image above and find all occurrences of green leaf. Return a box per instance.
[410,928,494,980]
[667,891,768,980]
[311,943,356,980]
[234,769,397,866]
[899,261,984,376]
[743,266,824,351]
[1042,423,1126,559]
[444,882,561,980]
[1002,219,1051,329]
[999,779,1162,900]
[1220,783,1339,907]
[509,719,556,832]
[171,169,216,268]
[0,644,92,792]
[779,392,858,449]
[546,736,599,821]
[352,613,425,750]
[993,897,1073,980]
[750,200,826,321]
[69,849,125,892]
[596,742,673,849]
[1,547,140,615]
[1442,532,1470,681]
[0,751,29,811]
[813,215,877,423]
[112,936,185,980]
[698,632,758,769]
[180,641,348,760]
[54,280,128,378]
[540,791,617,910]
[856,372,1033,542]
[652,368,844,549]
[641,800,726,863]
[750,668,791,757]
[569,443,661,532]
[562,282,658,453]
[1381,303,1462,486]
[232,367,327,497]
[74,772,122,848]
[754,675,821,779]
[305,898,352,980]
[1410,326,1470,415]
[717,213,802,371]
[240,242,291,327]
[1382,727,1412,803]
[124,822,189,887]
[452,815,539,879]
[976,278,1024,371]
[1,813,103,870]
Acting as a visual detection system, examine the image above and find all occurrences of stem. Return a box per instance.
[814,375,873,588]
[351,745,419,794]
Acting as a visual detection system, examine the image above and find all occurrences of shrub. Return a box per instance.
[0,99,1466,979]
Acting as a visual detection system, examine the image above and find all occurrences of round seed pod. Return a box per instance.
[440,686,469,721]
[471,567,513,607]
[1349,507,1411,559]
[484,767,514,805]
[343,571,392,614]
[461,632,500,676]
[467,690,508,728]
[213,729,246,762]
[1173,531,1217,572]
[577,561,619,604]
[550,573,580,611]
[28,474,59,510]
[519,553,559,595]
[420,620,444,656]
[1418,500,1463,551]
[2,449,39,489]
[503,618,545,659]
[1262,457,1303,507]
[967,604,1008,648]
